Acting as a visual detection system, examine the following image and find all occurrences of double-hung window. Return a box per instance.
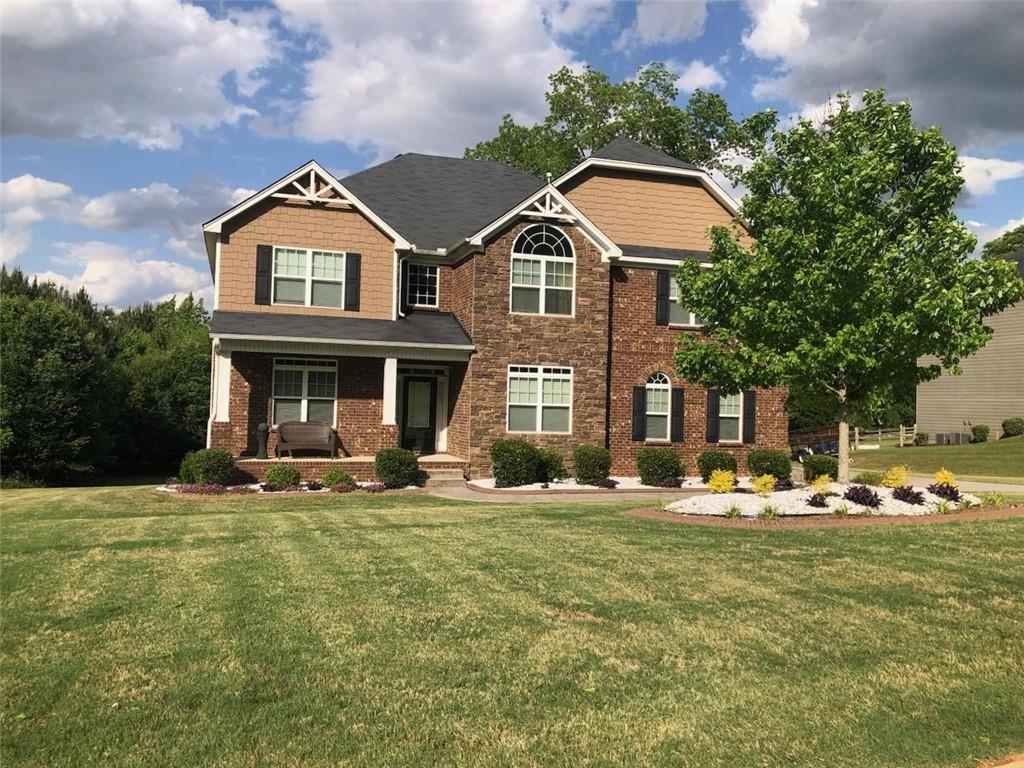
[510,224,574,316]
[273,247,345,308]
[406,263,438,308]
[645,372,671,440]
[273,358,337,425]
[507,365,572,433]
[669,280,703,326]
[718,392,742,442]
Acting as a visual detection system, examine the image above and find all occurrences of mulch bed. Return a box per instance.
[627,505,1024,529]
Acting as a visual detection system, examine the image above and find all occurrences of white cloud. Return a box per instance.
[541,0,616,36]
[0,0,276,149]
[959,156,1024,198]
[675,60,726,93]
[616,0,708,49]
[741,0,1024,149]
[275,1,577,158]
[965,217,1024,255]
[0,174,75,261]
[31,242,212,307]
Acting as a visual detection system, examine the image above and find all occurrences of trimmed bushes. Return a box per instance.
[1002,417,1024,438]
[746,449,791,482]
[913,432,929,446]
[375,448,420,488]
[970,424,990,443]
[803,455,838,482]
[574,445,611,485]
[636,447,682,487]
[322,467,356,487]
[696,450,737,483]
[264,464,300,491]
[536,447,566,483]
[490,439,541,488]
[179,448,236,485]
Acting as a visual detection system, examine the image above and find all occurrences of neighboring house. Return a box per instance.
[202,137,788,479]
[916,249,1024,440]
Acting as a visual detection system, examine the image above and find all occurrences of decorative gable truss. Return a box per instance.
[467,184,622,260]
[270,168,352,207]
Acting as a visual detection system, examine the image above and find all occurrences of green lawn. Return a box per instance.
[850,435,1024,483]
[2,487,1023,767]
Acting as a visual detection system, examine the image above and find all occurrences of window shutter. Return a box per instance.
[742,389,757,444]
[655,271,670,326]
[344,253,361,311]
[255,244,272,304]
[632,386,646,441]
[671,388,684,443]
[706,389,720,443]
[399,260,409,314]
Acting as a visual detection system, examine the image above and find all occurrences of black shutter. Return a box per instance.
[399,260,410,314]
[706,389,720,443]
[255,244,272,304]
[742,389,757,444]
[344,253,361,311]
[655,271,670,326]
[632,386,646,441]
[671,388,684,443]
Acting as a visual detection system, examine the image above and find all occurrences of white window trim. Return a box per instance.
[645,372,671,443]
[505,364,573,435]
[668,279,703,328]
[508,225,576,318]
[271,245,346,309]
[718,391,743,445]
[272,357,338,428]
[406,262,439,309]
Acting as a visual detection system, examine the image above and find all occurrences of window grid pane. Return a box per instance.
[544,288,572,315]
[545,261,573,288]
[646,388,669,414]
[407,264,438,306]
[541,406,570,433]
[273,360,336,426]
[311,251,344,280]
[274,369,303,397]
[274,248,306,277]
[720,394,742,417]
[307,370,336,398]
[512,259,541,285]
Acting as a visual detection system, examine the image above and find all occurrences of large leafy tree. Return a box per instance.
[981,223,1024,261]
[465,63,766,179]
[673,91,1024,481]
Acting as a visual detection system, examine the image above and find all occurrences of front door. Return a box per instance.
[401,377,437,453]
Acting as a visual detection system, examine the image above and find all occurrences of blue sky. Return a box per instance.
[2,0,1022,307]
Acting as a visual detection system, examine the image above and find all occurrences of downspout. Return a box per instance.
[604,257,617,450]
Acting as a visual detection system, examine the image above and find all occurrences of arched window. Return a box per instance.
[645,372,671,440]
[510,224,575,316]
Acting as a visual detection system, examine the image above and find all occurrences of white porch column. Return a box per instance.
[212,346,232,423]
[382,356,398,425]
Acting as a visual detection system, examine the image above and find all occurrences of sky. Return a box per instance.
[1,0,1022,308]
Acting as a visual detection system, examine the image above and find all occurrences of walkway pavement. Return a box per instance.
[908,476,1024,494]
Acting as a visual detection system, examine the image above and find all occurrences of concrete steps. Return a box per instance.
[422,468,467,488]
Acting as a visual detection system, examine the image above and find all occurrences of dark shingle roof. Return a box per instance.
[342,154,543,251]
[620,244,710,262]
[591,136,702,172]
[210,310,473,348]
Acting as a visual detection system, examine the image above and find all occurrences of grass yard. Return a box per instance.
[2,487,1023,767]
[851,435,1024,483]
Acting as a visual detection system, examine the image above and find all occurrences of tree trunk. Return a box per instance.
[837,393,850,483]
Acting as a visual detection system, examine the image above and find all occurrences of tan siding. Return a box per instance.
[218,199,394,319]
[917,303,1024,437]
[563,169,739,250]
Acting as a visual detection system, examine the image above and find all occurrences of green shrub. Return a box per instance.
[574,444,612,485]
[0,472,45,489]
[536,447,566,483]
[490,439,540,487]
[852,470,883,486]
[179,448,236,485]
[746,449,791,481]
[696,449,737,483]
[636,447,682,486]
[322,467,356,487]
[1001,417,1024,438]
[803,455,838,482]
[374,448,420,488]
[913,432,928,446]
[264,464,300,491]
[970,424,989,443]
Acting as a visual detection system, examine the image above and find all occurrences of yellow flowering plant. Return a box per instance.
[881,465,910,488]
[934,467,958,488]
[811,474,833,494]
[751,474,777,496]
[708,469,736,493]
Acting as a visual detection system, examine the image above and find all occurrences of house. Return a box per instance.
[916,249,1024,440]
[202,137,788,480]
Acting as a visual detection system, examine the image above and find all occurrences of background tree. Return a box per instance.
[981,223,1024,261]
[672,91,1024,481]
[466,63,769,179]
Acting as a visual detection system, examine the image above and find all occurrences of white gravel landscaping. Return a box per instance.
[665,482,980,518]
[468,475,720,492]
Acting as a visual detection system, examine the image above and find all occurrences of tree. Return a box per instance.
[981,223,1024,261]
[672,91,1024,481]
[465,63,768,179]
